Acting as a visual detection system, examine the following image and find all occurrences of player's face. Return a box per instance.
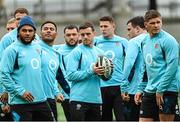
[41,23,57,44]
[15,13,28,25]
[145,17,162,37]
[6,22,17,32]
[19,25,35,45]
[64,28,78,46]
[100,21,115,38]
[79,27,95,47]
[127,22,139,39]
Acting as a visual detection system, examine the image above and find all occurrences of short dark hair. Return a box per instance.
[79,22,95,32]
[63,25,78,34]
[99,16,114,23]
[144,10,161,22]
[127,16,145,29]
[14,8,29,17]
[41,21,57,31]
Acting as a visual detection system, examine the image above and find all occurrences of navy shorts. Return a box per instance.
[159,91,178,114]
[140,91,178,120]
[139,92,159,120]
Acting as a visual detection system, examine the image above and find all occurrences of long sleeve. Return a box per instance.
[0,29,17,61]
[137,61,147,93]
[157,39,179,93]
[116,58,129,93]
[0,48,25,96]
[56,66,70,95]
[123,41,139,81]
[53,79,61,97]
[66,50,94,82]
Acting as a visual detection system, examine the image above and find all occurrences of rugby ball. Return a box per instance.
[96,55,113,81]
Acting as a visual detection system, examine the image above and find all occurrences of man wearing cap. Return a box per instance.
[0,8,39,119]
[0,8,40,61]
[0,16,53,121]
[0,8,29,119]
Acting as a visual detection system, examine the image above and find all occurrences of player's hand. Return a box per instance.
[93,63,104,75]
[22,91,34,102]
[56,94,64,103]
[134,92,142,105]
[0,92,8,103]
[156,93,164,107]
[121,92,130,102]
[2,104,11,113]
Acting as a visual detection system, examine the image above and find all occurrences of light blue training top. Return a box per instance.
[66,44,103,104]
[40,40,61,99]
[140,30,179,94]
[123,33,147,95]
[94,35,129,93]
[0,40,47,104]
[56,44,76,100]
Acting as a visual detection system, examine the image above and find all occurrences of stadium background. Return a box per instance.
[0,0,180,121]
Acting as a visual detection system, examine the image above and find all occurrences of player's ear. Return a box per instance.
[136,26,140,33]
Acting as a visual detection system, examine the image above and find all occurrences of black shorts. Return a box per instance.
[11,101,54,121]
[140,91,178,120]
[70,101,102,121]
[139,92,159,120]
[0,105,13,121]
[159,91,178,114]
[0,112,13,121]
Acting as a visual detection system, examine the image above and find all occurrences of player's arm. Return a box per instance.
[0,47,26,96]
[53,79,64,103]
[123,41,139,82]
[66,50,96,82]
[136,58,147,93]
[56,54,70,95]
[134,61,147,105]
[0,34,12,60]
[157,38,179,94]
[113,58,129,93]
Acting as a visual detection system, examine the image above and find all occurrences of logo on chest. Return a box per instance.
[31,58,40,69]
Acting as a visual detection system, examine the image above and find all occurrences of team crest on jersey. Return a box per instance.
[115,42,120,46]
[154,43,159,49]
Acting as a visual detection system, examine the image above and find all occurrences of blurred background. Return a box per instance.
[0,0,180,44]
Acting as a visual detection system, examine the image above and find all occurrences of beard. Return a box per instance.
[83,39,91,45]
[43,38,54,43]
[40,36,55,45]
[19,34,35,45]
[66,39,78,47]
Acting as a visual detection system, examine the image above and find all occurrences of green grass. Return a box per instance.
[57,103,66,121]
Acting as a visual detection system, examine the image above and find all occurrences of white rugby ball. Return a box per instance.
[96,55,113,81]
